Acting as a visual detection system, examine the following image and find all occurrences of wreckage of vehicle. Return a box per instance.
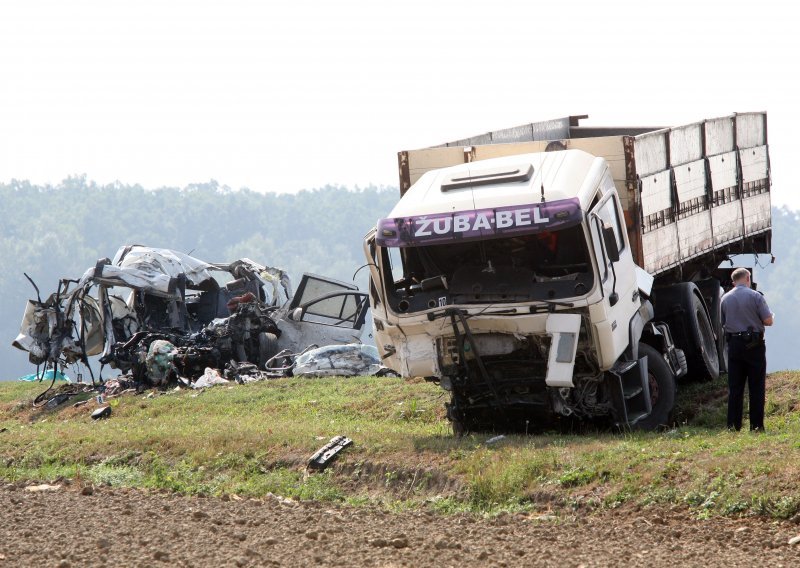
[13,245,376,387]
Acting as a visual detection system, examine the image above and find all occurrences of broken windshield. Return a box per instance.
[381,224,594,313]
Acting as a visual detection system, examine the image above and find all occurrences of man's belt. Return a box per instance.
[726,331,764,340]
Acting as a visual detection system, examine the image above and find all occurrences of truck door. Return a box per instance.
[589,192,640,363]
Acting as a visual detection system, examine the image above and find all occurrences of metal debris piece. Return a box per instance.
[91,406,112,420]
[293,344,396,378]
[307,435,353,471]
[45,393,72,409]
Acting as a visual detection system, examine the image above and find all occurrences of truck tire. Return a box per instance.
[258,332,279,369]
[654,283,720,382]
[446,401,467,437]
[696,278,726,374]
[635,343,675,430]
[682,286,720,381]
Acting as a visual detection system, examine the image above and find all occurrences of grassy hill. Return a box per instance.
[2,373,800,519]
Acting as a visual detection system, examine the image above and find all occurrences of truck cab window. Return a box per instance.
[387,247,405,283]
[381,225,594,313]
[596,197,625,253]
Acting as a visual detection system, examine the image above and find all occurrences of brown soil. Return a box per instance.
[2,484,799,567]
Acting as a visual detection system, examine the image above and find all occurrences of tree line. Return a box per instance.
[0,177,795,379]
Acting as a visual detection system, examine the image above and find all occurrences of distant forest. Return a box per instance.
[1,178,797,379]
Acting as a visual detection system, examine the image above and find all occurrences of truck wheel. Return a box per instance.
[258,332,279,369]
[635,343,676,430]
[446,400,468,437]
[656,283,720,382]
[696,278,726,374]
[684,288,720,381]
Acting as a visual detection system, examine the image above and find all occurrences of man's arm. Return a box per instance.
[757,294,774,326]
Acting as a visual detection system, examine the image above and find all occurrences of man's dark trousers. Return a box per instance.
[727,336,767,431]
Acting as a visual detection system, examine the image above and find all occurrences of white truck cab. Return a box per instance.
[366,114,771,433]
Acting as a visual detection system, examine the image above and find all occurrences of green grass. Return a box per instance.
[2,372,800,519]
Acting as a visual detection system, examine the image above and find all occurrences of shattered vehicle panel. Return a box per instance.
[293,344,395,377]
[13,245,370,386]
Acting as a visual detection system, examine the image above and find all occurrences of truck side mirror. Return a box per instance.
[602,226,620,263]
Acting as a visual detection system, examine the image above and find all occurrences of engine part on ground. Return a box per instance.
[307,435,353,472]
[91,406,112,420]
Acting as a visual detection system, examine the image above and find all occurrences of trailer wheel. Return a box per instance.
[696,278,726,374]
[635,343,675,430]
[446,400,468,437]
[683,288,720,381]
[656,283,720,382]
[258,332,279,369]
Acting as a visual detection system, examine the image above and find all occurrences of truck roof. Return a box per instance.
[387,149,601,218]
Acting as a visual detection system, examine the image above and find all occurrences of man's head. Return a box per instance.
[731,267,751,286]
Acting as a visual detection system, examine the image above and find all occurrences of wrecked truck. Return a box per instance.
[365,112,772,433]
[13,245,369,384]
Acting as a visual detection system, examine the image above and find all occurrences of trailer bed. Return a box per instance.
[397,113,771,277]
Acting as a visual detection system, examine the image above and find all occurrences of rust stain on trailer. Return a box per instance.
[398,151,411,196]
[622,136,645,267]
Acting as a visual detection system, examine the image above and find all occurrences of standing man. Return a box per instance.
[720,268,774,432]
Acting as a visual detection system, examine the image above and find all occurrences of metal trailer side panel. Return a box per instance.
[740,145,771,235]
[705,116,736,155]
[675,159,713,258]
[437,117,573,148]
[669,122,704,166]
[633,130,669,177]
[736,112,767,148]
[638,170,679,273]
[630,112,771,277]
[708,151,742,246]
[642,225,680,273]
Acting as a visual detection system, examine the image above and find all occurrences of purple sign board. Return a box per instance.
[376,198,584,247]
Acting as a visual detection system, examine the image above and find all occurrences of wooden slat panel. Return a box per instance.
[740,145,768,183]
[669,122,703,166]
[640,171,672,218]
[473,141,549,160]
[736,113,766,148]
[643,225,679,273]
[674,159,707,203]
[407,147,468,186]
[711,201,743,246]
[568,136,628,208]
[708,151,738,192]
[633,130,668,176]
[678,212,713,258]
[742,193,771,235]
[704,116,735,155]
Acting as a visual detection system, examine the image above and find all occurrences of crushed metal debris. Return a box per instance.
[12,246,394,408]
[307,435,354,472]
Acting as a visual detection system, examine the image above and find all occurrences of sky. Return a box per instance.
[1,0,798,209]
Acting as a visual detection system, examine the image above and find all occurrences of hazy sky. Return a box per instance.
[1,0,798,208]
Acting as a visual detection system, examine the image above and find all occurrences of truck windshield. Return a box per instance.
[382,224,593,313]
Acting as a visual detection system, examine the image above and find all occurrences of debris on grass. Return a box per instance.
[307,435,354,472]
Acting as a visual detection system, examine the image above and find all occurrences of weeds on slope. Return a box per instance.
[1,372,799,519]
